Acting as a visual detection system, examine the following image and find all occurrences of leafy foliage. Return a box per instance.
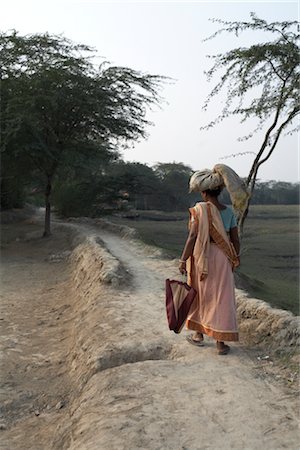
[203,14,299,128]
[202,14,299,232]
[153,162,197,211]
[0,31,166,234]
[53,158,298,218]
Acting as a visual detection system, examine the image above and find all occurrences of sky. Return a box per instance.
[2,0,299,182]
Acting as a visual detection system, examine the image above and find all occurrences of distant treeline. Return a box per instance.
[221,180,299,206]
[2,160,298,216]
[1,32,298,224]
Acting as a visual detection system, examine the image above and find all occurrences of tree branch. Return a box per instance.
[246,78,287,186]
[266,57,285,82]
[238,105,299,235]
[255,105,300,174]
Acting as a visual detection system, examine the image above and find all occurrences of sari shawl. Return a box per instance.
[186,202,239,342]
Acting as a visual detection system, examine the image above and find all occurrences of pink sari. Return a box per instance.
[186,202,238,342]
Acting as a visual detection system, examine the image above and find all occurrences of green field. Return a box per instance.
[109,205,299,315]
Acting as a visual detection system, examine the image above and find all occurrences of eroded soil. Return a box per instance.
[0,220,299,450]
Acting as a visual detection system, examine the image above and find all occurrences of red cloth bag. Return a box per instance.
[165,278,197,333]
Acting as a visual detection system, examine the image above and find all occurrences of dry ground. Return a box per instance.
[0,219,299,450]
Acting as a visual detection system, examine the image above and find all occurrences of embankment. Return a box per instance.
[52,224,175,449]
[68,217,300,359]
[1,214,299,449]
[51,218,299,449]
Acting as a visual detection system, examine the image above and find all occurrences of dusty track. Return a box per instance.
[0,219,299,449]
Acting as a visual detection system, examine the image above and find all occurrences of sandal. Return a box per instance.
[217,342,230,355]
[186,334,204,347]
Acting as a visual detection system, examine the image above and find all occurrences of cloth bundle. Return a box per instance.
[189,164,249,215]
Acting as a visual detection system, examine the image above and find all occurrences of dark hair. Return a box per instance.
[203,187,222,197]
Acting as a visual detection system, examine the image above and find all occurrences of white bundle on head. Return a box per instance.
[189,164,249,215]
[189,169,224,193]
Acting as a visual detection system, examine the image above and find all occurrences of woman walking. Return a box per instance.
[179,164,248,355]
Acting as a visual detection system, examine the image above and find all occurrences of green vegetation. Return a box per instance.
[0,31,165,235]
[51,165,298,218]
[1,18,299,241]
[109,205,299,315]
[203,14,299,231]
[240,205,299,315]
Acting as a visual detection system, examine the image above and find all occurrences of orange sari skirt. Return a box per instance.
[186,243,239,342]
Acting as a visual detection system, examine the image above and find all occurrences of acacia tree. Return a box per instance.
[0,31,165,236]
[202,14,299,232]
[153,162,196,211]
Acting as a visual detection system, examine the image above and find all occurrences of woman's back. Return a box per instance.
[219,206,237,232]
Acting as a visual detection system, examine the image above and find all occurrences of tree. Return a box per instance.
[153,162,196,211]
[106,162,162,210]
[0,31,165,235]
[202,14,299,232]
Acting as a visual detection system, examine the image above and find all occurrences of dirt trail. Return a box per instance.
[0,223,77,449]
[0,220,299,450]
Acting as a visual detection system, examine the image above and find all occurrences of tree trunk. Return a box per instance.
[238,199,250,237]
[238,105,299,237]
[144,195,148,210]
[43,175,52,237]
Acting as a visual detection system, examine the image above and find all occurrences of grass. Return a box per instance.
[109,205,299,315]
[239,205,299,315]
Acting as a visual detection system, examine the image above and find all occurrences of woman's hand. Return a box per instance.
[179,260,187,275]
[231,256,240,272]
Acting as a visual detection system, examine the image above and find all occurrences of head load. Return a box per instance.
[189,164,249,214]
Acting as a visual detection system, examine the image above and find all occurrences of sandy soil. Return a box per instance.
[0,219,299,450]
[0,222,77,449]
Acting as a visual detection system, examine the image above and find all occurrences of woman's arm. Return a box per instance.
[179,225,197,275]
[229,226,240,266]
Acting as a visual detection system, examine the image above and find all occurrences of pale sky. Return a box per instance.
[2,0,299,181]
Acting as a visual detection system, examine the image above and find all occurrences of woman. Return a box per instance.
[179,164,248,355]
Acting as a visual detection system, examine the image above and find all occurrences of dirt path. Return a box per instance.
[1,220,299,449]
[0,223,76,449]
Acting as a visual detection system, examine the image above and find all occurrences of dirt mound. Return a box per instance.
[56,219,300,394]
[1,218,299,450]
[54,227,299,449]
[71,217,299,359]
[71,236,126,288]
[51,232,176,448]
[236,289,299,357]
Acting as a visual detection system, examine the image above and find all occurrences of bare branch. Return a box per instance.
[256,106,300,170]
[246,78,288,186]
[219,151,256,160]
